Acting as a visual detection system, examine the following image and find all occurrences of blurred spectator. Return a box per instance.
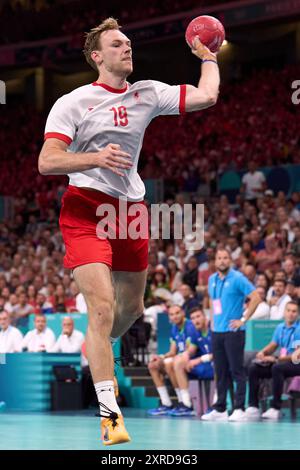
[249,286,270,320]
[255,273,270,290]
[11,292,34,330]
[150,264,169,293]
[21,313,55,352]
[256,235,283,272]
[51,316,84,353]
[241,161,267,202]
[250,229,265,253]
[286,281,299,304]
[179,284,199,317]
[242,263,257,284]
[34,292,54,314]
[197,255,215,304]
[0,310,23,353]
[227,236,241,262]
[166,256,182,292]
[268,280,292,320]
[4,293,18,314]
[54,284,67,312]
[27,285,37,309]
[283,257,300,287]
[182,256,199,291]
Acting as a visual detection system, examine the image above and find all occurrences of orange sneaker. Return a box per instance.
[101,412,131,446]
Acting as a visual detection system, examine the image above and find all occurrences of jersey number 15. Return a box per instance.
[110,106,128,127]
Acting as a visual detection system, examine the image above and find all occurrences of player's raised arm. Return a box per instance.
[185,37,220,112]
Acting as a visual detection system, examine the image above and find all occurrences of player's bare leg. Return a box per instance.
[173,354,193,411]
[164,358,180,392]
[73,263,130,446]
[173,355,189,390]
[111,270,147,338]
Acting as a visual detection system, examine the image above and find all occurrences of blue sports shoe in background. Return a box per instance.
[170,404,195,417]
[147,405,174,416]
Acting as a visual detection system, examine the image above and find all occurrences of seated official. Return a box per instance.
[21,314,55,352]
[11,293,34,331]
[246,301,300,421]
[268,280,291,320]
[172,307,214,417]
[50,316,84,353]
[249,286,270,320]
[147,304,197,416]
[0,310,23,353]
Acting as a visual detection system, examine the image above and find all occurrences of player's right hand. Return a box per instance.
[97,143,133,177]
[256,351,265,361]
[192,37,217,61]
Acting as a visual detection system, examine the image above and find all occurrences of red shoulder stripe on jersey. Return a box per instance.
[44,132,72,145]
[179,84,187,114]
[92,82,127,94]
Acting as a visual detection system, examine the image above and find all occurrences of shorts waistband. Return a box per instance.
[66,185,144,206]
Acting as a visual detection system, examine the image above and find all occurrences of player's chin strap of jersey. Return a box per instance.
[98,402,119,428]
[192,37,218,64]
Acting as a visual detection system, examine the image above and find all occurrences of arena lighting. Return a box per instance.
[222,39,228,46]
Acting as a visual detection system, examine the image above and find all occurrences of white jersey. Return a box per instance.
[45,80,186,201]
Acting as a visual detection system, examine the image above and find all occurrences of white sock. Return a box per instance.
[180,389,192,408]
[157,386,172,407]
[175,388,182,402]
[95,380,121,419]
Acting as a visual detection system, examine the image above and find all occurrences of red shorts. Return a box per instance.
[59,185,149,271]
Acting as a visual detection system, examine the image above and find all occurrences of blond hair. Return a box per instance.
[83,17,121,71]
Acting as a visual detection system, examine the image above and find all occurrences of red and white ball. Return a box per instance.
[185,15,225,53]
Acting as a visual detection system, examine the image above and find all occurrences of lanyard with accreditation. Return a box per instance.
[212,277,226,315]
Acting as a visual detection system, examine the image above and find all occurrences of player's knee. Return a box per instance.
[173,355,185,369]
[88,298,114,327]
[148,361,159,372]
[271,363,283,375]
[164,358,174,370]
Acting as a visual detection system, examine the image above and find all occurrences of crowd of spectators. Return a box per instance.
[0,0,235,45]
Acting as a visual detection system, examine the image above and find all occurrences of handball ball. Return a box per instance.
[185,15,225,53]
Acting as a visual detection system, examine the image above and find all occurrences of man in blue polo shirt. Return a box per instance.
[202,248,261,422]
[246,301,300,420]
[147,304,196,416]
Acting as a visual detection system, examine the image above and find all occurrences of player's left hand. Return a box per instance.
[230,319,244,331]
[186,359,200,372]
[191,36,217,61]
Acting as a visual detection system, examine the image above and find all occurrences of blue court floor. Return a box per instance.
[0,409,300,450]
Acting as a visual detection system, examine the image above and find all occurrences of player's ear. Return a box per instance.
[91,50,103,67]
